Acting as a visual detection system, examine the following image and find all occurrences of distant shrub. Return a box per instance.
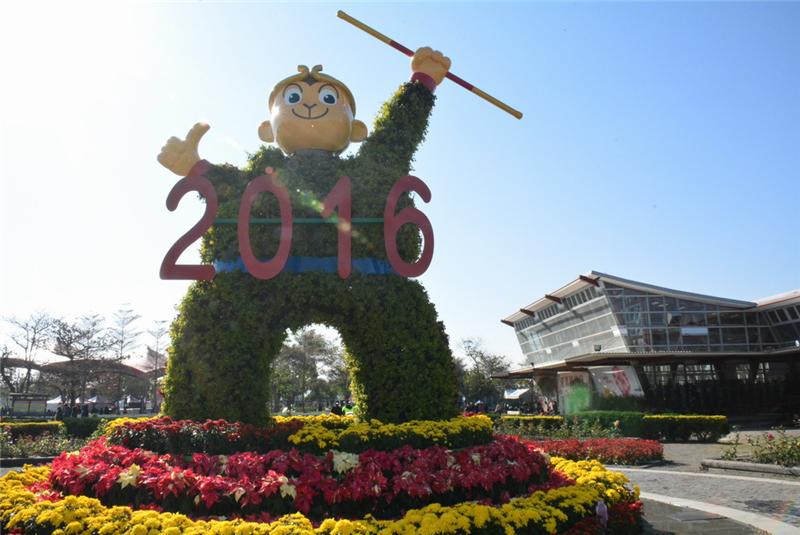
[497,415,620,440]
[643,414,729,442]
[62,417,103,438]
[573,411,646,438]
[0,421,64,439]
[0,428,86,458]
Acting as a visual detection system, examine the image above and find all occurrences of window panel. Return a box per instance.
[722,328,747,345]
[667,328,681,347]
[745,312,761,325]
[667,312,682,327]
[747,327,761,345]
[678,299,705,312]
[649,312,666,326]
[720,312,745,326]
[706,307,719,326]
[651,329,667,346]
[709,328,721,345]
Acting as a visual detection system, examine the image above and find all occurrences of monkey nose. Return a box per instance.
[303,103,316,110]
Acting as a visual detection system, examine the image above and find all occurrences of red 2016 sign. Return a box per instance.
[160,166,433,281]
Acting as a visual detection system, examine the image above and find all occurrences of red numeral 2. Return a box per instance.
[160,168,218,280]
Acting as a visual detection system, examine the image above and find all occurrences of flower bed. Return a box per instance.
[105,415,494,455]
[47,435,550,519]
[0,415,644,534]
[523,437,663,465]
[721,428,800,467]
[0,428,86,459]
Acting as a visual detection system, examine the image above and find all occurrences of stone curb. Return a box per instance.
[701,458,800,476]
[0,457,55,468]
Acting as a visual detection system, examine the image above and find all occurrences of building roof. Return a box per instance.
[502,271,774,325]
[755,289,800,309]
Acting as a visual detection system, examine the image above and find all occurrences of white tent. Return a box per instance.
[46,396,83,411]
[504,388,530,400]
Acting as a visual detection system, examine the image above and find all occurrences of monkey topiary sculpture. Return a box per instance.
[158,48,459,425]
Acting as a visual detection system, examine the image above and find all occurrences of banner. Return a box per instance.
[589,366,644,398]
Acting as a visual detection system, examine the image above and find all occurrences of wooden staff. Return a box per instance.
[337,10,523,120]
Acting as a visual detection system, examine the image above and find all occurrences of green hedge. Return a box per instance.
[643,414,730,442]
[573,411,646,438]
[573,411,729,442]
[0,421,64,439]
[61,417,103,438]
[498,415,565,429]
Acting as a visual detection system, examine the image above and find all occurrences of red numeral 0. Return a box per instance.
[384,175,434,277]
[160,167,218,280]
[238,175,293,279]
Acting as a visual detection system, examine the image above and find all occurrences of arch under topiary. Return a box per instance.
[163,272,457,425]
[162,81,459,425]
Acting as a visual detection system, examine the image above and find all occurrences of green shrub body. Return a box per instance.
[572,411,729,442]
[61,417,103,438]
[642,414,729,442]
[163,81,459,425]
[0,428,86,458]
[573,411,646,438]
[0,421,64,439]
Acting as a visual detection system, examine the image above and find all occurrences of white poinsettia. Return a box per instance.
[116,464,141,488]
[279,482,296,499]
[331,450,360,474]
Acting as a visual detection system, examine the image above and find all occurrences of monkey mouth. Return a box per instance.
[292,108,329,121]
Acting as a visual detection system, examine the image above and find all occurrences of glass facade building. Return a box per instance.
[502,272,800,413]
[506,272,800,368]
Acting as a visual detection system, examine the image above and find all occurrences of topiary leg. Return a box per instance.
[162,274,286,426]
[339,275,459,422]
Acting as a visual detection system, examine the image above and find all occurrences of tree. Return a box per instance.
[459,338,510,409]
[4,312,54,393]
[146,320,168,411]
[49,315,111,403]
[270,327,344,412]
[319,346,351,403]
[109,307,141,402]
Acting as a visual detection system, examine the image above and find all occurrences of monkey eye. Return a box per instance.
[319,87,338,105]
[283,85,302,105]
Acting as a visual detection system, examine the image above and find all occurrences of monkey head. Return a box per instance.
[258,65,368,155]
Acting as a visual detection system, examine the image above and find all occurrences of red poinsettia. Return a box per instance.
[47,435,550,519]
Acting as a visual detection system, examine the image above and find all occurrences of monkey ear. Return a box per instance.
[258,121,274,143]
[350,120,368,142]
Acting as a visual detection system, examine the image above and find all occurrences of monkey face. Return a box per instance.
[268,81,365,155]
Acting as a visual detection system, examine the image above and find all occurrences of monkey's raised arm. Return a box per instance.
[355,81,435,177]
[355,47,450,176]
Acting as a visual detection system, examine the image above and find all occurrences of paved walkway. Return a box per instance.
[613,442,800,534]
[641,498,764,534]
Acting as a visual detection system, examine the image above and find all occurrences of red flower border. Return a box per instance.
[47,435,556,520]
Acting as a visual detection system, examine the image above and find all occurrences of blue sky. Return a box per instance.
[1,2,798,367]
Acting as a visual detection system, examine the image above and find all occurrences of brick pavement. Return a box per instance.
[612,441,800,533]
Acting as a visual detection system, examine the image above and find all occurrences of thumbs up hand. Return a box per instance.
[157,122,210,176]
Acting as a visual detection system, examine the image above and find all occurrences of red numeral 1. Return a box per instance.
[238,175,293,279]
[160,163,218,280]
[320,176,352,278]
[384,175,434,277]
